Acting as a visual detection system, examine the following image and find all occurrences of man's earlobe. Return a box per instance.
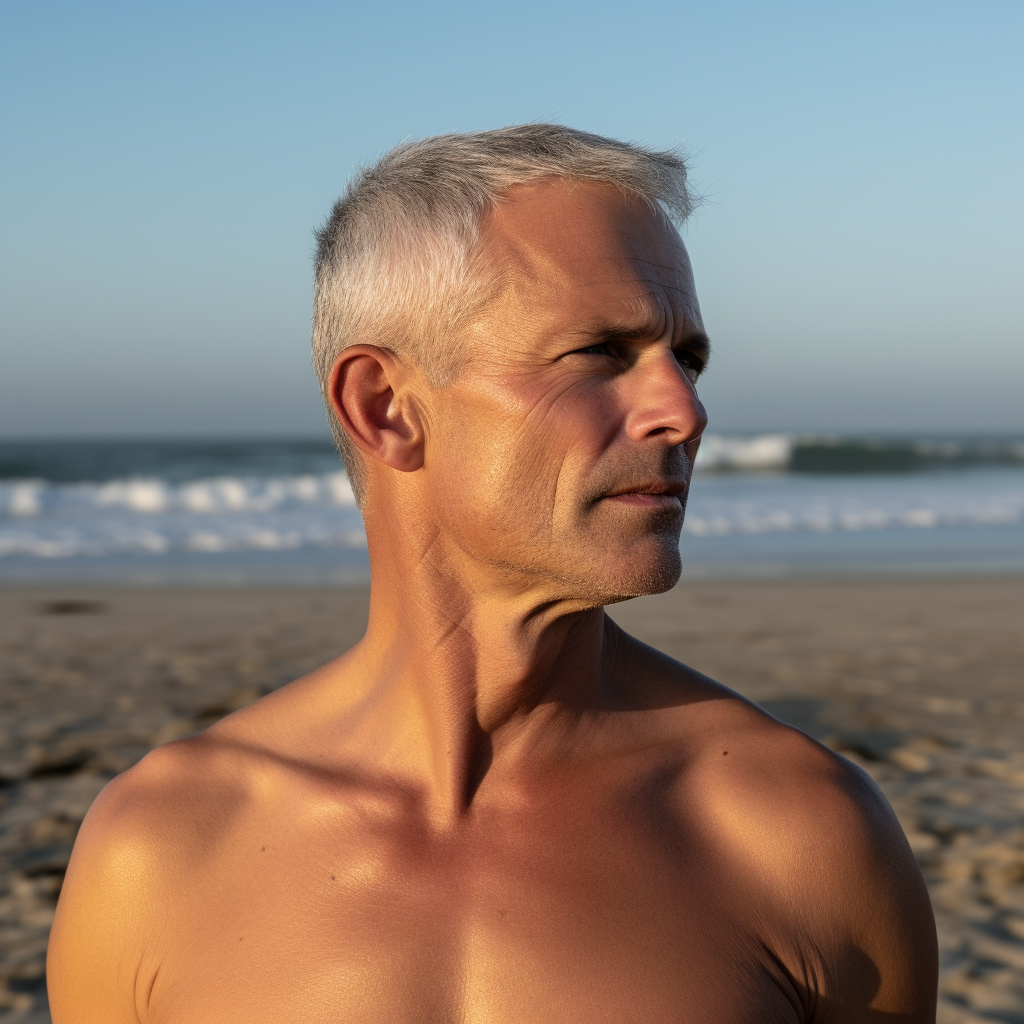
[328,346,425,473]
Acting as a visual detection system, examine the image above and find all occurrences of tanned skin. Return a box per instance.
[47,180,937,1022]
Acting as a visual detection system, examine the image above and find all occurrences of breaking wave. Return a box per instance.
[681,471,1024,538]
[0,473,365,559]
[1,458,1022,561]
[694,435,1024,473]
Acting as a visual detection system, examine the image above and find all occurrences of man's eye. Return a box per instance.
[675,350,704,374]
[573,343,612,357]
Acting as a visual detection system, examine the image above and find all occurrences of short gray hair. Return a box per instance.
[312,124,697,499]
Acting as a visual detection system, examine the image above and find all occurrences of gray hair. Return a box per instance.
[312,124,697,500]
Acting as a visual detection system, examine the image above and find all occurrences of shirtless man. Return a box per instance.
[47,125,937,1022]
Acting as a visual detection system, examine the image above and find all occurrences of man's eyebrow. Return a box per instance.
[578,319,712,358]
[571,311,669,344]
[677,331,712,359]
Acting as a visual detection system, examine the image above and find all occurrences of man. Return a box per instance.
[48,125,937,1021]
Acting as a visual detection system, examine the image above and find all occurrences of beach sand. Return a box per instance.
[1,578,1022,1022]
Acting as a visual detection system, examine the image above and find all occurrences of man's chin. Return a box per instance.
[570,542,682,606]
[606,558,682,603]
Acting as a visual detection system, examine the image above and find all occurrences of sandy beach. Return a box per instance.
[1,577,1022,1022]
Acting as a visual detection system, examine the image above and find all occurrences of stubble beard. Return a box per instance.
[568,447,693,603]
[548,482,690,606]
[464,446,693,607]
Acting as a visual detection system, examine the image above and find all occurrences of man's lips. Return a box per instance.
[601,481,687,507]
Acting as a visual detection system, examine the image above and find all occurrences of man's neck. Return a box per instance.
[344,510,616,823]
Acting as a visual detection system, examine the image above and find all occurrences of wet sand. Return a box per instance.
[1,578,1022,1022]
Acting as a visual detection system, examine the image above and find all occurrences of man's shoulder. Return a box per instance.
[649,655,907,878]
[633,646,937,1012]
[613,638,936,1009]
[682,698,902,874]
[66,660,364,875]
[47,732,262,1022]
[65,730,253,889]
[623,636,923,908]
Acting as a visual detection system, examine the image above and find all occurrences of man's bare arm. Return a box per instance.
[817,759,938,1023]
[48,771,154,1023]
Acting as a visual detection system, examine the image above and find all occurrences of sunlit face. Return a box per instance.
[421,180,709,605]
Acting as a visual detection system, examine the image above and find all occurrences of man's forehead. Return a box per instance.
[483,179,697,315]
[488,179,686,263]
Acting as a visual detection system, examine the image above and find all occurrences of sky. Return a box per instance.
[2,0,1021,439]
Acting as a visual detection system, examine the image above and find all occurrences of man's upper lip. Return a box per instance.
[604,480,687,498]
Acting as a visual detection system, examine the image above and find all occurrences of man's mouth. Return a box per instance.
[602,481,687,508]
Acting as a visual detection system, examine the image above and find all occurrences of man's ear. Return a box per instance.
[327,345,425,473]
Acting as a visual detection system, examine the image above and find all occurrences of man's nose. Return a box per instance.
[622,349,708,446]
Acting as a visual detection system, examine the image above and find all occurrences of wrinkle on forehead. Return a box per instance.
[547,274,703,353]
[476,180,702,345]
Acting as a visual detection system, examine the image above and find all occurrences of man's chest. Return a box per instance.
[143,808,805,1023]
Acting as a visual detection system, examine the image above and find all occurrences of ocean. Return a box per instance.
[1,435,1022,585]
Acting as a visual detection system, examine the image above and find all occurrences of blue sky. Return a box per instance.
[2,0,1021,437]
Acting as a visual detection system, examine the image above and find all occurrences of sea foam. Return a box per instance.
[2,435,1023,565]
[1,464,1023,561]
